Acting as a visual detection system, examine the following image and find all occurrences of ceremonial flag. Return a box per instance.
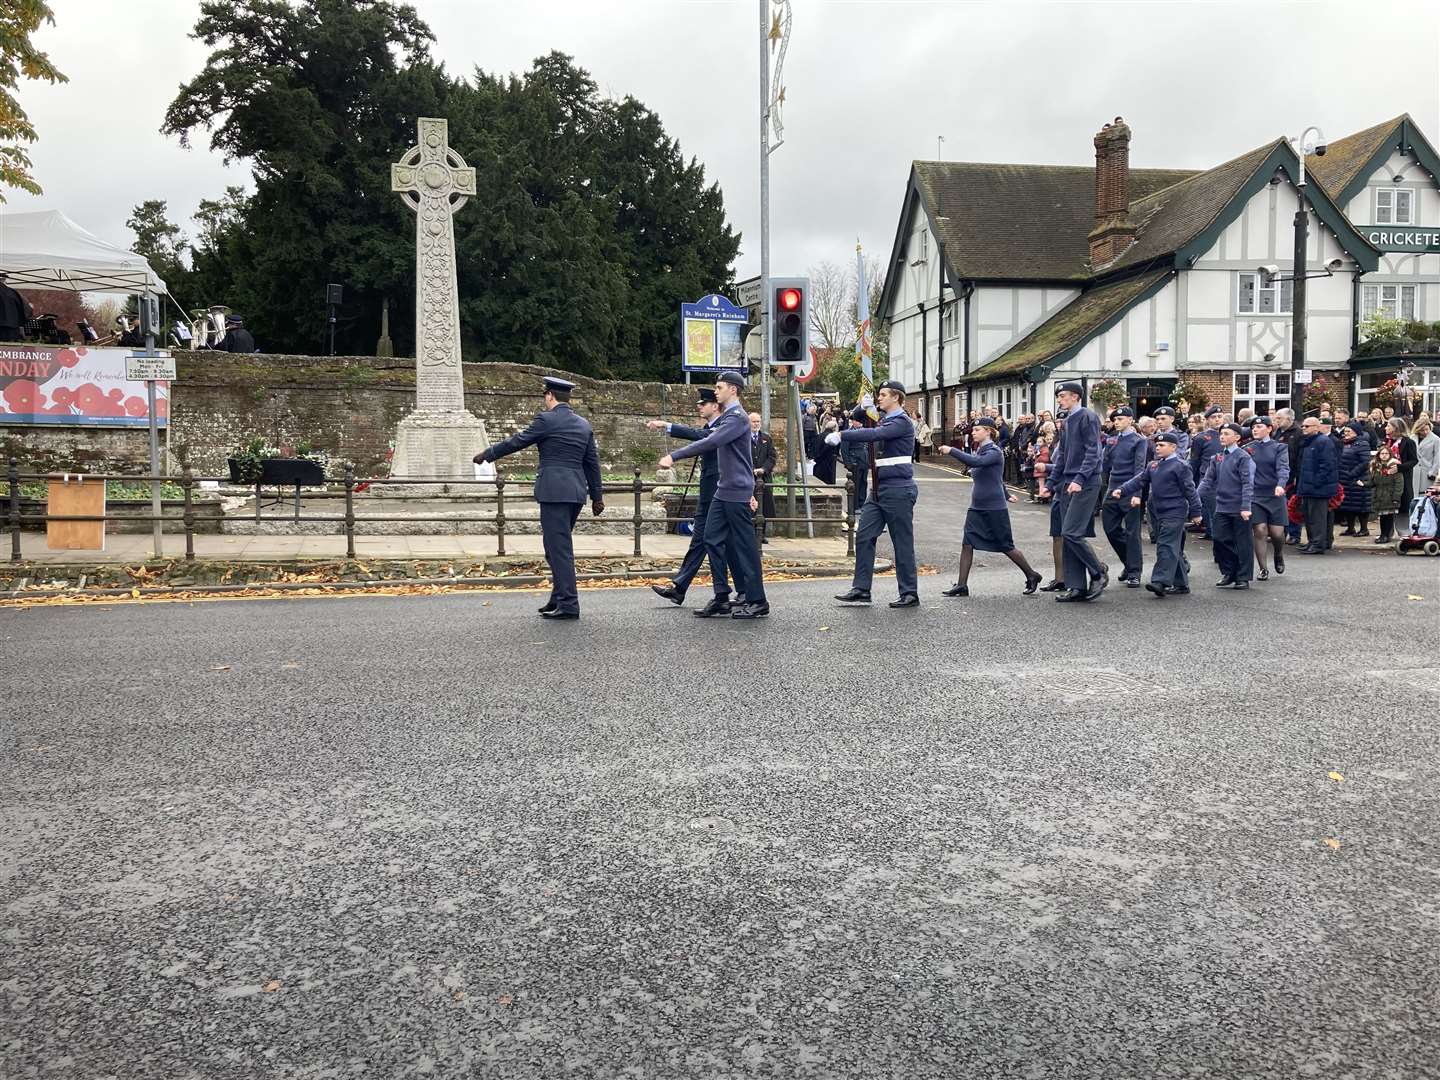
[856,240,874,408]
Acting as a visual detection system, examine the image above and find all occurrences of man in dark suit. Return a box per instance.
[748,410,776,542]
[475,376,604,619]
[0,273,32,342]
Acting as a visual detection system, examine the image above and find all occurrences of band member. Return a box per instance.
[829,380,920,608]
[475,377,604,619]
[938,417,1042,597]
[647,388,734,613]
[659,371,768,619]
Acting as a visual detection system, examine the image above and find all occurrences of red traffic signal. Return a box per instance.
[779,288,801,312]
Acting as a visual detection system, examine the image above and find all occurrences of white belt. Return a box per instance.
[874,456,910,467]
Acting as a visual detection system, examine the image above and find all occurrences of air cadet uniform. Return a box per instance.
[938,417,1043,597]
[1050,381,1107,602]
[651,387,734,612]
[1244,416,1290,579]
[1118,431,1202,598]
[1191,406,1223,539]
[1100,406,1148,585]
[666,371,768,619]
[478,376,603,619]
[831,381,920,607]
[1197,423,1256,588]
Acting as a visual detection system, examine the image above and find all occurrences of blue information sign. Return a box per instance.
[680,293,749,373]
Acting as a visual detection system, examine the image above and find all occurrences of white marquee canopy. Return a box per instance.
[0,209,166,295]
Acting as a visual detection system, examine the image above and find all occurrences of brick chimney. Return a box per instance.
[1088,117,1138,267]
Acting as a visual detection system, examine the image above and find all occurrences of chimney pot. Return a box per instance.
[1090,117,1137,268]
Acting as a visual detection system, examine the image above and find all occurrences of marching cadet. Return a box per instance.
[658,371,769,619]
[1099,406,1148,586]
[1244,415,1290,580]
[1036,408,1070,591]
[937,416,1043,597]
[1197,422,1256,589]
[646,387,734,613]
[829,380,920,607]
[1115,431,1202,598]
[1151,406,1189,456]
[475,376,604,620]
[1191,405,1225,539]
[1048,381,1108,603]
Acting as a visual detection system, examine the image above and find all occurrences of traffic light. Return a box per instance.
[768,276,809,365]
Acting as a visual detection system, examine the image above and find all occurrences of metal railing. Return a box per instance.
[6,457,857,563]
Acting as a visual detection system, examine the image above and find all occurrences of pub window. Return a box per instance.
[1376,187,1415,226]
[1361,283,1416,321]
[1232,371,1291,416]
[1237,271,1293,315]
[943,300,960,339]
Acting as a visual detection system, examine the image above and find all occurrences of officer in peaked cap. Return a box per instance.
[646,386,735,612]
[475,376,604,619]
[829,379,921,607]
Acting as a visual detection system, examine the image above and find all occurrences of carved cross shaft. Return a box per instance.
[392,118,476,414]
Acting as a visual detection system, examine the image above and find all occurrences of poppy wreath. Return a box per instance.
[1328,483,1345,511]
[1287,494,1304,524]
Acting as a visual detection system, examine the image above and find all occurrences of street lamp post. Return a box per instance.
[1289,126,1326,409]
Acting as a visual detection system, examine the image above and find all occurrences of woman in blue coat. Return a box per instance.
[1337,422,1373,536]
[938,417,1044,597]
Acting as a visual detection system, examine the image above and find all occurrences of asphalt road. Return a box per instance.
[4,468,1439,1079]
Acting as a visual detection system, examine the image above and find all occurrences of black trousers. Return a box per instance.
[1211,510,1254,582]
[540,501,583,613]
[705,498,766,604]
[672,494,731,598]
[1302,496,1331,549]
[1101,494,1143,579]
[759,475,777,535]
[1059,480,1105,590]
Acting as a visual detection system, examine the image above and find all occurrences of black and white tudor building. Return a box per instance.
[876,114,1440,431]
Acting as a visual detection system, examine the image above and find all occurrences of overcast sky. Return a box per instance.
[10,0,1440,295]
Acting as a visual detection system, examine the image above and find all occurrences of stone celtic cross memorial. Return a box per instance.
[389,117,488,479]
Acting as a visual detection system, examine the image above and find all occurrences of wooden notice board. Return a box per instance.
[47,476,106,551]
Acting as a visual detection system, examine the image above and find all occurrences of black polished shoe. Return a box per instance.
[1274,553,1285,574]
[1298,545,1324,555]
[1257,568,1269,581]
[1373,535,1392,545]
[538,602,557,614]
[1084,570,1108,602]
[942,584,969,597]
[834,588,872,604]
[1166,585,1190,595]
[1144,582,1167,599]
[1231,581,1250,590]
[1040,579,1066,592]
[694,596,732,618]
[1055,589,1087,602]
[1285,536,1300,546]
[1023,572,1043,596]
[651,583,684,605]
[1124,576,1141,588]
[540,609,579,620]
[889,594,920,608]
[1214,576,1235,588]
[731,601,770,619]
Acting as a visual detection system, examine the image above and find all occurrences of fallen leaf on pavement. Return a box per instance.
[1328,771,1345,782]
[1407,595,1423,601]
[280,661,301,670]
[498,994,513,1006]
[209,664,231,672]
[452,991,465,1001]
[262,980,282,992]
[818,626,830,632]
[1323,838,1341,850]
[130,587,140,599]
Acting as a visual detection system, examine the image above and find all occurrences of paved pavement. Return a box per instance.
[3,468,1439,1078]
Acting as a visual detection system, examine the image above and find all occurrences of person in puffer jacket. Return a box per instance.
[1337,422,1373,536]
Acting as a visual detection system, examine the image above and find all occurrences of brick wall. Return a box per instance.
[2,353,793,476]
[1180,369,1350,415]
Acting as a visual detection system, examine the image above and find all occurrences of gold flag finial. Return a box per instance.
[769,11,782,43]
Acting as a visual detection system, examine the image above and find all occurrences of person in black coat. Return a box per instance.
[748,411,777,540]
[0,274,32,341]
[1385,418,1420,511]
[217,314,257,353]
[1337,423,1373,536]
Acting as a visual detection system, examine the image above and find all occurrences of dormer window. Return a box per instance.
[1376,187,1414,225]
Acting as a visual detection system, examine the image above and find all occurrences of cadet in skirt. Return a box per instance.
[938,417,1044,597]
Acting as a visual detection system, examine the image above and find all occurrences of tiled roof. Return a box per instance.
[954,269,1171,384]
[913,162,1198,282]
[1306,116,1406,201]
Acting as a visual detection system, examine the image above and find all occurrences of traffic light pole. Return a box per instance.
[758,0,772,439]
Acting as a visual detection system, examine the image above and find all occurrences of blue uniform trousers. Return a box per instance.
[540,501,583,613]
[852,485,918,598]
[1059,479,1106,590]
[1200,487,1217,539]
[1101,494,1143,580]
[705,498,766,604]
[673,493,731,598]
[1211,510,1254,582]
[1151,519,1191,589]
